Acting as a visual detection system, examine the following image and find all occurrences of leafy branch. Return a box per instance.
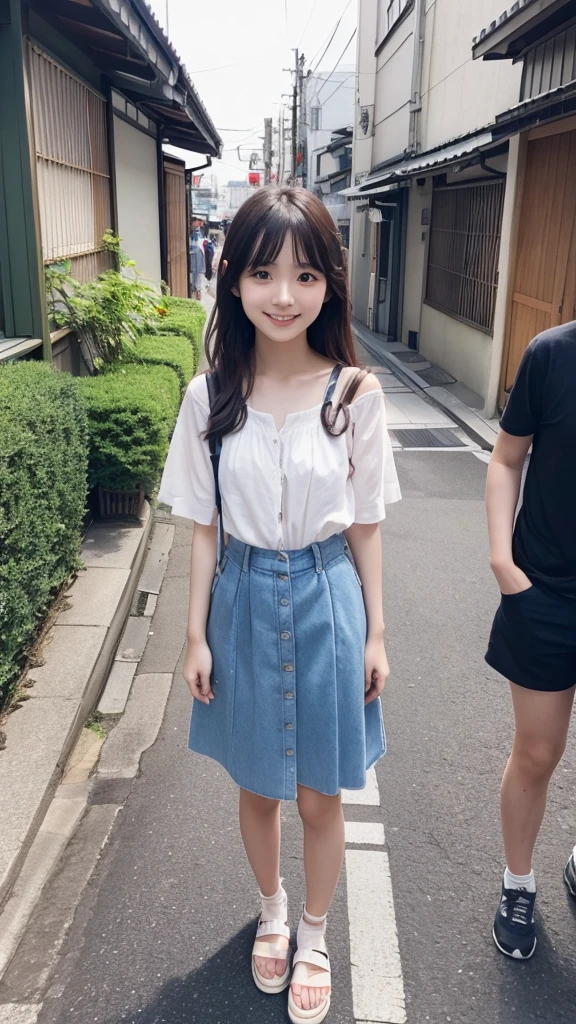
[45,232,166,372]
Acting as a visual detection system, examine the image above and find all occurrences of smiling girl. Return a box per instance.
[158,186,400,1023]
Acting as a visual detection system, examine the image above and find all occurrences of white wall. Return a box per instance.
[372,10,413,163]
[306,67,355,190]
[421,0,522,150]
[114,116,161,284]
[419,304,494,397]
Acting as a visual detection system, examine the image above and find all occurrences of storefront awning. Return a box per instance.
[343,131,494,198]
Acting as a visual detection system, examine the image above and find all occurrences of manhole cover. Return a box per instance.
[393,428,467,448]
[417,366,457,386]
[392,350,430,365]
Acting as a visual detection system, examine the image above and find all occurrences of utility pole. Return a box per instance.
[298,54,307,187]
[263,117,273,185]
[291,48,298,184]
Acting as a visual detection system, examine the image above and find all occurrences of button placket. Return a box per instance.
[277,557,296,796]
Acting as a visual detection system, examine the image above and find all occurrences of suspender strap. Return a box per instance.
[205,372,225,572]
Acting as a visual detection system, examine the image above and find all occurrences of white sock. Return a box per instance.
[259,881,287,922]
[504,866,536,893]
[297,907,327,949]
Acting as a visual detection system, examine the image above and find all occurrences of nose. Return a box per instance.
[271,282,294,307]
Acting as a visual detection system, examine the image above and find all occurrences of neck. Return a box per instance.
[253,327,320,379]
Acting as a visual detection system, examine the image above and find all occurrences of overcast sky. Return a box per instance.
[147,0,357,185]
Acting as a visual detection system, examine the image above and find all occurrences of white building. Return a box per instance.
[348,0,576,417]
[305,65,355,246]
[226,180,256,212]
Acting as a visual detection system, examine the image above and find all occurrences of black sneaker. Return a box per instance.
[563,850,576,897]
[493,880,537,959]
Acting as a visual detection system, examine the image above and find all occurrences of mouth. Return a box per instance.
[264,312,300,326]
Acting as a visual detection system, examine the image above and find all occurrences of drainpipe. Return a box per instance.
[408,0,426,154]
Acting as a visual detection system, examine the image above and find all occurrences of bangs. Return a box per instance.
[246,201,334,274]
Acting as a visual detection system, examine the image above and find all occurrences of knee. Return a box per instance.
[513,737,566,779]
[240,789,280,817]
[297,786,341,829]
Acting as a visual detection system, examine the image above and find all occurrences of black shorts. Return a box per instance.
[485,584,576,692]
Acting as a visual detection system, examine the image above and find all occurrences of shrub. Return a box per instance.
[76,364,180,493]
[156,297,206,364]
[120,334,195,396]
[45,232,165,373]
[0,363,88,701]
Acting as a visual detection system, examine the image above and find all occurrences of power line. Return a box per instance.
[311,0,352,72]
[298,0,319,47]
[316,28,357,96]
[321,73,355,107]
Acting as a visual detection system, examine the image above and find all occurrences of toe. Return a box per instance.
[275,957,287,977]
[291,983,302,1009]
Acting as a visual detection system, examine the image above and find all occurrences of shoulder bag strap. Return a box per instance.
[205,372,225,572]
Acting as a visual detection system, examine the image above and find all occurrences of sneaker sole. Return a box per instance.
[492,927,536,960]
[563,865,576,899]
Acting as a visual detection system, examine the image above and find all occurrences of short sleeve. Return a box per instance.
[157,375,217,524]
[500,336,551,436]
[350,389,401,523]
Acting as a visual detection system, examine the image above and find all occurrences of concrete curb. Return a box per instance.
[352,324,498,451]
[0,504,154,913]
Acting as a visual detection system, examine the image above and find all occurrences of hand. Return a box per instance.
[364,636,390,704]
[491,560,532,596]
[183,639,214,705]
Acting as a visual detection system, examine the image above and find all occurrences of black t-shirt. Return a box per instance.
[500,321,576,599]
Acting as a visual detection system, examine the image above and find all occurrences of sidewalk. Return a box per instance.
[352,320,499,451]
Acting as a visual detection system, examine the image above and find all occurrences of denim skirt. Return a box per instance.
[188,532,386,800]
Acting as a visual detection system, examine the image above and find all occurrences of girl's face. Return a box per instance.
[234,233,328,343]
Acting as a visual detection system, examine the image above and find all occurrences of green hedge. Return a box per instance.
[120,334,195,395]
[76,364,180,493]
[156,297,206,364]
[0,363,88,700]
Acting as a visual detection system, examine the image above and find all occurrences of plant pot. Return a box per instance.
[97,484,145,520]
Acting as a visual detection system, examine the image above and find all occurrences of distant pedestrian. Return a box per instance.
[203,236,214,282]
[486,321,576,960]
[159,186,401,1021]
[189,235,205,300]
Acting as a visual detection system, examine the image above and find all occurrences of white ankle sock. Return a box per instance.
[259,881,287,922]
[297,907,327,949]
[504,867,536,893]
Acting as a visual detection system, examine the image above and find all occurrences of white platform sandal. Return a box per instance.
[251,882,291,994]
[288,909,331,1024]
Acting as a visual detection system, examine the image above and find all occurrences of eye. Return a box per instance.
[298,272,318,283]
[252,270,270,280]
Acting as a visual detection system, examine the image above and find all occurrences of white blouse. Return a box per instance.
[158,373,401,550]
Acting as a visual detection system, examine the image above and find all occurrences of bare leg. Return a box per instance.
[501,682,575,875]
[291,785,345,1012]
[238,788,288,979]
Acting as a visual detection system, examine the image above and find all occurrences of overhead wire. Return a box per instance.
[310,0,352,72]
[316,28,357,96]
[298,0,320,47]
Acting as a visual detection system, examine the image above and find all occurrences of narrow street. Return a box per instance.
[2,351,576,1024]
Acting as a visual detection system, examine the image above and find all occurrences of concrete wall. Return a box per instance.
[419,304,494,397]
[421,0,522,151]
[373,9,413,163]
[113,116,161,285]
[349,0,377,321]
[401,179,430,348]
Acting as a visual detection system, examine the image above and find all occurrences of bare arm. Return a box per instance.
[486,429,533,594]
[345,522,389,703]
[183,522,218,704]
[345,522,384,638]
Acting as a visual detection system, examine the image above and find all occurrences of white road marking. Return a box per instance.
[344,821,385,845]
[0,1005,41,1024]
[346,850,406,1024]
[341,766,380,805]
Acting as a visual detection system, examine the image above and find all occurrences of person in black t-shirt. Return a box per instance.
[485,321,576,961]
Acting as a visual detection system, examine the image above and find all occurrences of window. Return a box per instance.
[316,154,322,177]
[28,44,113,282]
[377,0,412,48]
[425,180,505,334]
[311,107,322,131]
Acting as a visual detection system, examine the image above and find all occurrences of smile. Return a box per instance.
[264,313,300,324]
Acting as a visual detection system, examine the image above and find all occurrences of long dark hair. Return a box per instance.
[204,186,366,445]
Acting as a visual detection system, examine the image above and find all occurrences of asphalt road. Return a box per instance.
[4,438,576,1023]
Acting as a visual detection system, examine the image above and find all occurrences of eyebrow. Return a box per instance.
[255,261,316,269]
